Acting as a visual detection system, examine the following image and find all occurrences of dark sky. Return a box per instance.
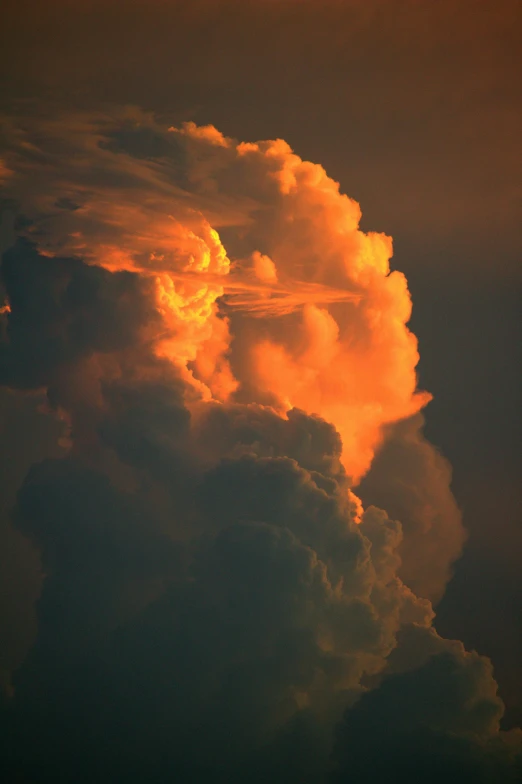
[0,1,521,781]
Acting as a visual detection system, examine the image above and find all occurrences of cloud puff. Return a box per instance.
[0,239,159,390]
[331,626,522,783]
[358,414,466,601]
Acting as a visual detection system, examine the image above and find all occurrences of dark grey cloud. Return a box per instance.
[1,378,513,781]
[358,414,465,602]
[331,635,522,784]
[0,239,159,390]
[0,387,66,682]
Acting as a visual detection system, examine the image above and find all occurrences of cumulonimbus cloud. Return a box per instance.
[0,107,518,782]
[1,108,431,475]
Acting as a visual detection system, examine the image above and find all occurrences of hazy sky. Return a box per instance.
[1,2,521,781]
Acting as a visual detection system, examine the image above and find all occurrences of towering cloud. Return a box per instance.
[1,109,431,474]
[0,108,519,781]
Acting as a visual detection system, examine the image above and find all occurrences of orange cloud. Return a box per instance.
[174,126,432,480]
[2,110,431,480]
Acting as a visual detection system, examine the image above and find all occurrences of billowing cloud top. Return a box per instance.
[1,108,431,478]
[0,108,519,782]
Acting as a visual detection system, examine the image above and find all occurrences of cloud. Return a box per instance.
[358,414,466,602]
[2,108,431,478]
[0,239,160,390]
[4,427,430,781]
[0,387,66,680]
[331,626,522,783]
[0,107,518,781]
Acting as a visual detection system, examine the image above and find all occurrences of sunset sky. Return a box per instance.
[1,2,521,782]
